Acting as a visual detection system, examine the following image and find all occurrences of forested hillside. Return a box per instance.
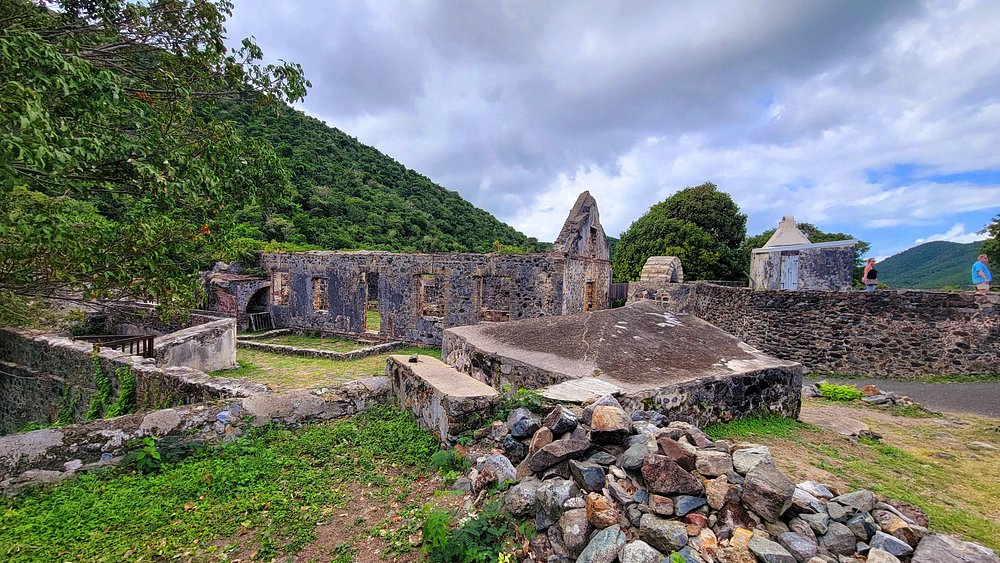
[878,240,985,289]
[218,103,539,253]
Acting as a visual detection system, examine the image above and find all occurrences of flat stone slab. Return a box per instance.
[443,301,803,425]
[388,355,499,443]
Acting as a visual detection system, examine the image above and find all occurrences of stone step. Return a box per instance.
[387,355,499,443]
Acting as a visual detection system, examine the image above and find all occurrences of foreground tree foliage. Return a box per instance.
[612,183,747,282]
[982,214,999,258]
[0,0,309,325]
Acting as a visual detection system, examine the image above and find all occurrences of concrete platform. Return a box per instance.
[387,355,499,443]
[442,301,803,426]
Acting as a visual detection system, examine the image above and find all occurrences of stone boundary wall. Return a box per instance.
[236,339,406,360]
[646,283,1000,377]
[154,318,237,373]
[237,328,293,340]
[0,329,265,435]
[0,377,389,495]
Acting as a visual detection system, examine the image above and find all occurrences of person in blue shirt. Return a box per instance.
[972,254,992,294]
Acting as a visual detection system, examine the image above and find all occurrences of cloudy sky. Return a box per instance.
[228,0,1000,260]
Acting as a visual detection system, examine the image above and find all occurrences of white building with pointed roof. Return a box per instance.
[750,216,856,291]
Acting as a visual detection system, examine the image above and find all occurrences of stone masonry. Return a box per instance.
[650,283,1000,377]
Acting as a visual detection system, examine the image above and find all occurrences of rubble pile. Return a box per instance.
[464,396,998,563]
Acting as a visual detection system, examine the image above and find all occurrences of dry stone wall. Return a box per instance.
[0,329,264,435]
[651,284,1000,377]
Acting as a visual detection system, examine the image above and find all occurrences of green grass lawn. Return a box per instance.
[215,346,441,391]
[366,310,381,333]
[0,407,439,562]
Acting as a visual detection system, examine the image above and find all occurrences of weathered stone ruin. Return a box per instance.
[208,191,612,345]
[749,216,856,291]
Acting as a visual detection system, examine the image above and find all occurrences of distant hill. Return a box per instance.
[878,240,985,289]
[216,102,540,253]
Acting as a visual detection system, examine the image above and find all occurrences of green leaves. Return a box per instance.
[0,0,309,325]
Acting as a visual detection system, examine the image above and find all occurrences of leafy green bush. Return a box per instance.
[425,499,516,563]
[818,383,863,401]
[495,386,547,421]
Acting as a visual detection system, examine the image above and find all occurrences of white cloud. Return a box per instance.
[226,0,1000,255]
[914,223,989,244]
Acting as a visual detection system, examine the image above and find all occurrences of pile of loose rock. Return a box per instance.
[803,382,920,409]
[463,396,998,563]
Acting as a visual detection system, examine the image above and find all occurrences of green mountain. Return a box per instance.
[218,103,539,253]
[878,240,985,289]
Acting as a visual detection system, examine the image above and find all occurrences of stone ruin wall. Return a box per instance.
[647,283,1000,377]
[0,328,262,435]
[260,251,611,346]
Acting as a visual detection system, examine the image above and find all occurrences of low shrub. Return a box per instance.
[818,383,863,401]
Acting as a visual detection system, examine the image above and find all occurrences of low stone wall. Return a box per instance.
[0,377,389,495]
[387,356,498,443]
[154,318,237,372]
[646,283,1000,378]
[0,329,265,435]
[236,339,405,360]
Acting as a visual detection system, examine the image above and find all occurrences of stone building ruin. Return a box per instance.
[749,216,856,291]
[215,191,612,345]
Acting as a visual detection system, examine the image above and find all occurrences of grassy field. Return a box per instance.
[707,399,1000,551]
[0,407,446,563]
[214,346,442,391]
[366,310,381,333]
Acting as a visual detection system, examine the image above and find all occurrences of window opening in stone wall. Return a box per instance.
[417,274,446,318]
[589,226,598,254]
[272,272,290,305]
[364,272,381,333]
[480,275,513,322]
[584,280,596,312]
[312,277,328,312]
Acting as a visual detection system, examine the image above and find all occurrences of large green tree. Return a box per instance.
[0,0,308,325]
[982,214,999,258]
[612,183,747,282]
[740,223,871,284]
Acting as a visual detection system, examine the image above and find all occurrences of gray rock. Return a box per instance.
[831,490,876,514]
[749,534,797,563]
[866,549,902,563]
[791,487,826,514]
[826,502,852,523]
[695,450,734,477]
[607,481,636,505]
[558,508,591,557]
[590,405,633,445]
[778,531,818,561]
[543,406,579,436]
[742,462,795,522]
[576,524,627,563]
[820,522,858,556]
[529,439,592,472]
[912,533,1000,563]
[626,504,644,527]
[502,435,528,464]
[535,478,579,529]
[966,441,997,452]
[624,432,653,448]
[586,450,617,465]
[685,427,714,448]
[569,460,606,493]
[508,407,541,439]
[504,476,541,517]
[478,454,516,488]
[846,511,878,542]
[621,442,653,470]
[796,480,834,499]
[618,540,663,563]
[862,395,890,405]
[641,455,704,496]
[788,516,818,542]
[638,514,688,553]
[674,495,707,517]
[800,512,830,535]
[733,445,773,474]
[676,546,707,563]
[869,531,914,558]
